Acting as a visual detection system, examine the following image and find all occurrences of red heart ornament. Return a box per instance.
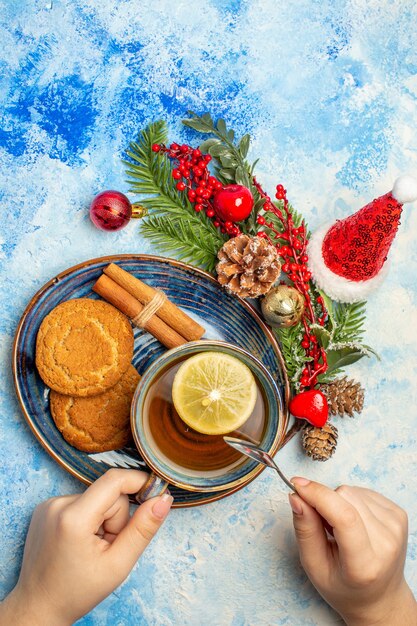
[289,390,329,427]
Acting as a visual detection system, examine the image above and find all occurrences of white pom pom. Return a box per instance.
[392,175,417,203]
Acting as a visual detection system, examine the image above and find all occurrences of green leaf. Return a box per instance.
[202,112,214,125]
[329,341,380,360]
[209,143,230,158]
[263,210,283,233]
[239,133,250,158]
[250,158,260,174]
[361,344,381,360]
[254,197,266,210]
[219,154,238,168]
[326,348,367,373]
[124,121,191,215]
[217,118,227,135]
[218,168,236,181]
[317,370,343,383]
[227,129,235,142]
[182,118,212,133]
[199,138,222,152]
[310,325,331,349]
[235,165,249,185]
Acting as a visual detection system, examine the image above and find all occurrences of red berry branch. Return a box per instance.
[253,180,328,389]
[152,142,246,237]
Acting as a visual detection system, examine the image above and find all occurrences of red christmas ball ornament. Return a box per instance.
[90,190,132,231]
[289,390,328,427]
[212,184,254,222]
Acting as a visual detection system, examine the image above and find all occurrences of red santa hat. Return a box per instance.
[307,175,417,303]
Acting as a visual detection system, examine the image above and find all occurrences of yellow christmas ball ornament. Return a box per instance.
[261,285,305,328]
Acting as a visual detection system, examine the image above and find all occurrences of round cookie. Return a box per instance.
[36,298,134,396]
[50,365,140,452]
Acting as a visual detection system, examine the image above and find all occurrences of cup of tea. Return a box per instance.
[131,340,285,503]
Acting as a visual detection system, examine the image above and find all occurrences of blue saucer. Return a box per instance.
[13,255,289,507]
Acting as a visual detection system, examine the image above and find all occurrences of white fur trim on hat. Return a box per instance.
[392,175,417,204]
[307,223,389,303]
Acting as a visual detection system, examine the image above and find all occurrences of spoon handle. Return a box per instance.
[271,464,298,493]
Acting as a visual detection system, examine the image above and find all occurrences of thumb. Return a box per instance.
[289,493,330,577]
[107,493,173,575]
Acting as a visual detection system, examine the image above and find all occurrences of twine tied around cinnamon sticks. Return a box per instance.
[92,263,205,349]
[131,289,167,329]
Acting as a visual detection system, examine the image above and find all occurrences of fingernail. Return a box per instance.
[288,494,303,515]
[152,493,174,520]
[291,477,311,487]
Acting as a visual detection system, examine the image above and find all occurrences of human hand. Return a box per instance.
[289,479,417,626]
[0,469,173,626]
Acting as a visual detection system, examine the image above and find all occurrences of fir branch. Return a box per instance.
[124,120,227,271]
[139,215,224,273]
[332,301,367,343]
[275,325,310,388]
[124,121,194,218]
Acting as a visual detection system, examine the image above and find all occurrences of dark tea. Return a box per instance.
[143,356,267,476]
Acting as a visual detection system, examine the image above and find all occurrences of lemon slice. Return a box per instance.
[172,351,257,435]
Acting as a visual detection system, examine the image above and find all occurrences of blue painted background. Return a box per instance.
[1,1,416,624]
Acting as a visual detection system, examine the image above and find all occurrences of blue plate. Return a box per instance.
[13,255,290,508]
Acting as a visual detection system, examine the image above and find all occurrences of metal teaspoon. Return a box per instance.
[223,436,297,493]
[225,436,336,535]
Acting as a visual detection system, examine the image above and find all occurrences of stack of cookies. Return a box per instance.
[35,298,140,453]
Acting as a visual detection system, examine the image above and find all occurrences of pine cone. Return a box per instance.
[216,234,281,298]
[302,422,338,461]
[319,376,365,417]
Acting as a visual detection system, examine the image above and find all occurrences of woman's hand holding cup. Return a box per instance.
[0,469,173,626]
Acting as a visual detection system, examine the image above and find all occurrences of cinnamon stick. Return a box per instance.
[92,274,187,349]
[103,263,205,341]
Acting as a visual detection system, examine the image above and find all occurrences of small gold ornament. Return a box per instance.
[261,285,305,327]
[131,203,148,219]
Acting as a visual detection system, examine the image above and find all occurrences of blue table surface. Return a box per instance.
[1,1,416,624]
